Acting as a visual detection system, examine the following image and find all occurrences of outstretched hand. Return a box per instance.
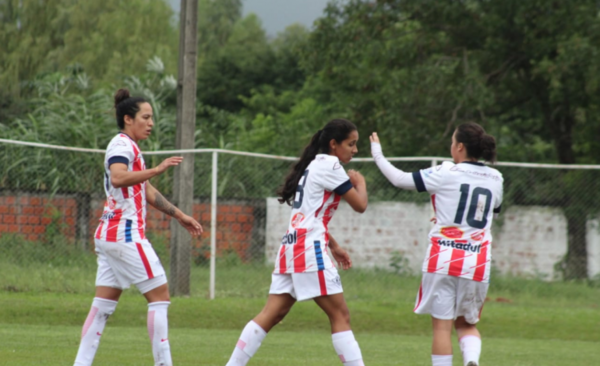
[369,132,380,144]
[178,214,203,237]
[155,156,184,174]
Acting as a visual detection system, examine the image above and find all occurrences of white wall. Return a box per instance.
[265,198,600,279]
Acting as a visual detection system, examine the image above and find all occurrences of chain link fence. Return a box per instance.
[1,139,599,299]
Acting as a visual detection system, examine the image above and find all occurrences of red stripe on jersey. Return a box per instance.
[315,191,333,218]
[121,187,129,199]
[106,209,123,242]
[136,242,154,279]
[413,284,423,311]
[131,147,146,240]
[472,241,490,282]
[323,194,341,228]
[426,237,441,273]
[431,194,437,213]
[293,228,307,271]
[317,270,327,296]
[278,245,287,274]
[95,221,104,239]
[447,241,467,277]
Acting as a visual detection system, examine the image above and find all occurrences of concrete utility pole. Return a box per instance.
[170,0,198,296]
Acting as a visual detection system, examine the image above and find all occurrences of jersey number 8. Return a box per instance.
[453,184,492,229]
[293,170,310,209]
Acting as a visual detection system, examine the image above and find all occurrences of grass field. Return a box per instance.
[1,258,599,366]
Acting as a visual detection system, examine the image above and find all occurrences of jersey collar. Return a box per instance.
[459,161,485,167]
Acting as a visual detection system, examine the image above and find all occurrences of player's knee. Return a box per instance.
[454,316,476,330]
[328,306,351,326]
[273,307,291,323]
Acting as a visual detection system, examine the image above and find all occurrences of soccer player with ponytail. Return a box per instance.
[370,122,503,366]
[226,119,369,366]
[73,89,203,366]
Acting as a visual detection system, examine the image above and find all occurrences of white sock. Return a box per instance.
[432,354,453,366]
[460,335,481,366]
[332,330,365,366]
[73,297,118,366]
[226,321,267,366]
[148,301,172,366]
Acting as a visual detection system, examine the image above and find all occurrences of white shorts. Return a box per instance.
[95,238,167,294]
[269,267,343,302]
[413,272,488,324]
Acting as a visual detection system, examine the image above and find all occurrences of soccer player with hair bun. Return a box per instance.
[370,122,503,366]
[73,88,203,366]
[226,119,369,366]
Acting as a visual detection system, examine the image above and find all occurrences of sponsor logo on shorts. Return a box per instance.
[436,238,482,253]
[332,275,342,286]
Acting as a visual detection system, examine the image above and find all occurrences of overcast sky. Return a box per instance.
[168,0,332,35]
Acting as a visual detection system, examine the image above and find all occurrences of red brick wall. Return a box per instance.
[1,193,259,261]
[0,194,78,242]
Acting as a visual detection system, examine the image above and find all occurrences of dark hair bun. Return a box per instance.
[480,134,497,163]
[114,88,131,108]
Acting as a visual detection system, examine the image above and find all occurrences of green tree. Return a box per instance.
[58,0,178,84]
[197,13,275,111]
[0,0,178,97]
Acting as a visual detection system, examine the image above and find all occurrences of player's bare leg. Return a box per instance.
[144,283,172,366]
[73,286,122,366]
[455,316,481,366]
[431,317,453,366]
[314,293,364,366]
[253,293,296,332]
[226,294,296,366]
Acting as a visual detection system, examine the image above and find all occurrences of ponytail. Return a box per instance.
[480,134,497,163]
[455,122,497,163]
[277,119,356,205]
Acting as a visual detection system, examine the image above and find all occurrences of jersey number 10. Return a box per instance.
[453,184,492,229]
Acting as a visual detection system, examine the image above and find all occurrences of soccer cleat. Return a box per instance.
[466,362,479,366]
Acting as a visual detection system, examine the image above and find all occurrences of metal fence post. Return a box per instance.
[210,151,218,299]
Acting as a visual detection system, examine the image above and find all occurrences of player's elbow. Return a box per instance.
[111,177,124,188]
[352,201,368,213]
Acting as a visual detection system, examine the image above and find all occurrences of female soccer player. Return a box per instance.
[73,89,203,366]
[225,119,369,366]
[370,123,503,366]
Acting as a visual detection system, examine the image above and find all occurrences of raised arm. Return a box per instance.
[370,132,417,190]
[146,181,203,237]
[109,156,184,188]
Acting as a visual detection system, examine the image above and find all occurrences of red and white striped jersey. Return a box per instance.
[275,154,353,273]
[413,161,503,283]
[95,133,147,243]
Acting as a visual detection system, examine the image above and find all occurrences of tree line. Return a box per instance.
[2,0,600,279]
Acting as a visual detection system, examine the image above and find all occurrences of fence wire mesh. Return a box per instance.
[0,141,599,299]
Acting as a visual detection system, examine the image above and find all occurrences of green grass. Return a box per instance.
[0,287,599,365]
[2,323,598,366]
[0,251,599,365]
